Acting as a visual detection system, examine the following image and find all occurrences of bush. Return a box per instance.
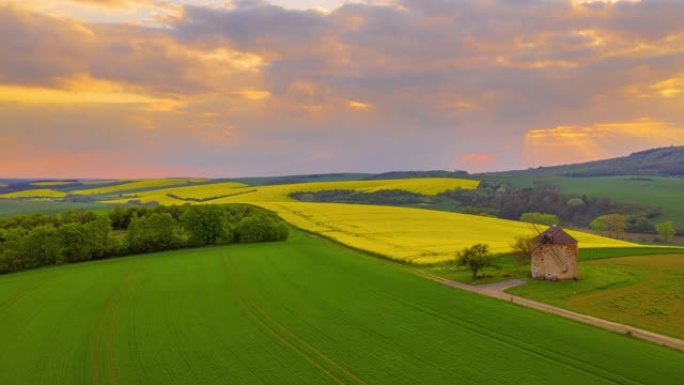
[235,215,289,243]
[656,221,675,242]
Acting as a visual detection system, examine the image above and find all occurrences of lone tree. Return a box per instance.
[455,243,499,279]
[656,221,676,242]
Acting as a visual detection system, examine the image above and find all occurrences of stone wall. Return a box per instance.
[531,244,578,280]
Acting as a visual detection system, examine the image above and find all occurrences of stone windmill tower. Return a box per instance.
[530,226,578,280]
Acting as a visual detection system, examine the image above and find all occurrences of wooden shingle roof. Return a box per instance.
[531,226,577,245]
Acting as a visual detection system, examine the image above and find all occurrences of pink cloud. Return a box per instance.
[456,153,495,173]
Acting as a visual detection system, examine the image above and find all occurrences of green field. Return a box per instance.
[508,253,684,339]
[0,200,113,217]
[1,230,683,384]
[490,175,684,226]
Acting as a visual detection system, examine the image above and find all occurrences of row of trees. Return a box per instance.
[589,214,676,241]
[519,211,676,241]
[0,204,289,274]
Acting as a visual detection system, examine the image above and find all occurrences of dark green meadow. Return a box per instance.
[1,230,683,385]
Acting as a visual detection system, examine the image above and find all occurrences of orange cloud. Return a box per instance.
[0,74,182,111]
[347,100,373,111]
[522,118,683,167]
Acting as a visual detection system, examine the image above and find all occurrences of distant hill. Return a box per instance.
[487,146,684,177]
[368,170,470,180]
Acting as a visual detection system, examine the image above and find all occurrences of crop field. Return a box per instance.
[70,178,208,195]
[508,253,684,339]
[1,230,682,385]
[0,200,113,217]
[104,177,478,205]
[255,203,639,264]
[0,188,67,199]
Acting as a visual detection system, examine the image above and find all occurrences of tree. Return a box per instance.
[656,221,676,242]
[59,223,90,262]
[21,225,62,268]
[181,205,226,246]
[86,215,113,259]
[235,215,289,243]
[455,244,499,279]
[126,213,180,252]
[519,212,559,226]
[590,214,626,238]
[510,234,534,264]
[626,216,655,233]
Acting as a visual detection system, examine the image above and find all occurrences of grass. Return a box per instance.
[490,175,684,226]
[1,229,683,384]
[508,254,684,339]
[0,189,67,199]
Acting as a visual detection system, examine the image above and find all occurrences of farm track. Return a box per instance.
[222,254,371,385]
[93,271,139,385]
[416,273,684,353]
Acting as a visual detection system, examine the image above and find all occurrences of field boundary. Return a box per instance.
[415,272,684,353]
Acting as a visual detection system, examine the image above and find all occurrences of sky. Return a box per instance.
[0,0,683,178]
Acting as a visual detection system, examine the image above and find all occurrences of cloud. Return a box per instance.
[457,154,495,173]
[522,118,683,167]
[1,0,684,177]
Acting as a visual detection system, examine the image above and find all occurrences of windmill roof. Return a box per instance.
[531,226,577,245]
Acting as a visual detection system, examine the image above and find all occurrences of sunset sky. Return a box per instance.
[1,0,683,178]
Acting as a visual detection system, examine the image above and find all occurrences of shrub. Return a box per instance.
[454,244,499,279]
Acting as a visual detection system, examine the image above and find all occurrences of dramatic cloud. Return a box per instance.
[1,0,683,177]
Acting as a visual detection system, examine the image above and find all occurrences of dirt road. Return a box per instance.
[415,272,684,353]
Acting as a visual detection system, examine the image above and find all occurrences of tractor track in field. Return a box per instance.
[369,283,642,385]
[93,272,138,385]
[414,272,684,353]
[222,254,372,385]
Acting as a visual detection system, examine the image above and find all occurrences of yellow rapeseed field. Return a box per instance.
[107,182,249,203]
[105,177,478,205]
[256,202,638,264]
[0,189,67,199]
[71,178,207,195]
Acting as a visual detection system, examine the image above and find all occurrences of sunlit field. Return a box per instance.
[0,189,67,199]
[258,202,638,264]
[1,230,681,385]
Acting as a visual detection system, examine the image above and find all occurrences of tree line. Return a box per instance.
[0,204,289,274]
